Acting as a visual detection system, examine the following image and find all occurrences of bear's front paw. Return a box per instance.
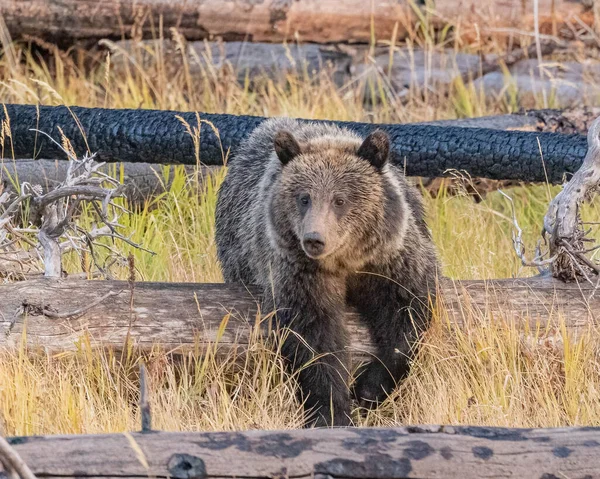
[352,362,395,410]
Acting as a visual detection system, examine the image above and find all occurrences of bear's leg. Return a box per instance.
[262,269,351,427]
[347,266,432,409]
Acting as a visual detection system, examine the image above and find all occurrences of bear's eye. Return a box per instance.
[334,197,345,207]
[298,194,310,206]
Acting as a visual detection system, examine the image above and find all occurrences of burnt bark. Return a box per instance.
[0,104,589,183]
[3,108,596,204]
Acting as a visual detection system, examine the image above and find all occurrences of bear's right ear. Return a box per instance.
[274,130,302,165]
[357,129,390,170]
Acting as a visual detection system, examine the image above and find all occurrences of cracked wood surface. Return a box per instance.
[0,276,598,362]
[3,425,600,478]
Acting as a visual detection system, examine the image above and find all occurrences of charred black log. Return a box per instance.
[0,103,588,183]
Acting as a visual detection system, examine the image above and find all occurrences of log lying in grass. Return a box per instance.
[1,276,598,361]
[0,104,589,183]
[3,0,590,46]
[106,39,559,100]
[2,108,595,203]
[3,0,416,45]
[0,159,208,203]
[4,425,600,478]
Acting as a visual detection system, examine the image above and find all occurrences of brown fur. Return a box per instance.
[215,118,439,427]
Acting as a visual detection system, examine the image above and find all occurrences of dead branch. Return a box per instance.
[499,190,556,274]
[0,436,37,479]
[543,116,600,281]
[0,133,153,279]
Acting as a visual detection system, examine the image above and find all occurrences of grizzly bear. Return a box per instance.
[215,118,439,427]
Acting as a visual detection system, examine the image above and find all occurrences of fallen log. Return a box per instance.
[0,276,598,361]
[0,159,205,203]
[2,108,595,203]
[1,0,590,46]
[425,107,600,135]
[2,0,416,46]
[106,38,558,98]
[0,104,589,183]
[4,425,600,478]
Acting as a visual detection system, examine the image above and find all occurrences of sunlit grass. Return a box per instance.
[2,30,600,436]
[3,286,600,435]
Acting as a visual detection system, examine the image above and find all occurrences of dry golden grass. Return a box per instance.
[2,32,600,436]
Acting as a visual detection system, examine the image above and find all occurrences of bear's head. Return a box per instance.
[270,128,395,265]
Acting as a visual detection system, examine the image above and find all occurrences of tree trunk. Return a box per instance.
[0,276,597,362]
[4,425,600,478]
[0,104,588,183]
[1,0,590,46]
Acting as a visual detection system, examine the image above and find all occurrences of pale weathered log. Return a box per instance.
[4,425,600,478]
[1,0,590,46]
[0,276,598,362]
[0,159,208,203]
[106,39,552,94]
[107,40,355,88]
[2,0,415,45]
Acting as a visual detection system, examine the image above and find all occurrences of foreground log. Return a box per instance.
[2,0,590,46]
[0,104,588,183]
[4,425,600,478]
[1,276,598,361]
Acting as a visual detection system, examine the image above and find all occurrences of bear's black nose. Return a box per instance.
[302,232,325,257]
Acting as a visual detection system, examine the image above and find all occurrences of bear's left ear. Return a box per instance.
[274,130,302,165]
[357,130,390,170]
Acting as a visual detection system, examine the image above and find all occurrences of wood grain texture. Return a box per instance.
[0,276,598,362]
[4,425,600,478]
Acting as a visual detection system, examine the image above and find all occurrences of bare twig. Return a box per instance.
[0,436,37,479]
[139,363,152,433]
[498,189,556,273]
[34,185,122,209]
[90,202,155,255]
[1,130,153,279]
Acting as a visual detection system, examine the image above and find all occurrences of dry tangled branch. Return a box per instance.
[543,116,600,282]
[502,115,600,283]
[498,190,557,275]
[0,131,152,280]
